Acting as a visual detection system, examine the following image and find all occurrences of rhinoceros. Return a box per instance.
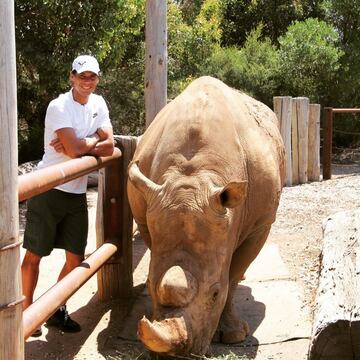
[127,76,285,356]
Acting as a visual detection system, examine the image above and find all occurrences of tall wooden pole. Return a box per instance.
[307,104,321,182]
[145,0,167,128]
[273,96,292,186]
[0,1,24,359]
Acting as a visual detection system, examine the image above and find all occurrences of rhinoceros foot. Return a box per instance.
[220,319,250,343]
[216,310,250,344]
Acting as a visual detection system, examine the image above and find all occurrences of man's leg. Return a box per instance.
[57,250,84,282]
[21,250,42,310]
[46,250,84,333]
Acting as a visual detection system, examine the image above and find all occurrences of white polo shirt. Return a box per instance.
[38,89,112,194]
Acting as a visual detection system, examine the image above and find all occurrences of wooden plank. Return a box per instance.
[145,0,167,128]
[0,1,24,359]
[309,210,360,359]
[308,104,321,182]
[295,97,309,184]
[291,100,299,185]
[96,136,137,300]
[273,96,292,186]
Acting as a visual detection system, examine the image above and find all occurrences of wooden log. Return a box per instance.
[96,136,137,300]
[0,1,24,358]
[308,104,321,182]
[145,0,167,128]
[293,97,309,184]
[273,96,292,186]
[308,209,360,359]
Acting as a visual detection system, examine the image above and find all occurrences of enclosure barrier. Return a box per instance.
[20,136,137,340]
[322,107,360,180]
[273,97,320,186]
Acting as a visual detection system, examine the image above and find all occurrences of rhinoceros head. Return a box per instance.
[128,161,247,356]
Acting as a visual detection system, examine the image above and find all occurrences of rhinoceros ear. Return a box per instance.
[218,181,248,209]
[128,161,161,199]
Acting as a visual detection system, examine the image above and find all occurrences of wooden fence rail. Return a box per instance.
[19,136,137,340]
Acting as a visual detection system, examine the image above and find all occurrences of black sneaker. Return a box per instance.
[46,305,81,333]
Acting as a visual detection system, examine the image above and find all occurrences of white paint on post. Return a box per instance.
[273,96,292,186]
[308,104,321,182]
[0,1,24,359]
[145,0,167,128]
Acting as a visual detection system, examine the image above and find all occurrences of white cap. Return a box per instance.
[72,55,100,75]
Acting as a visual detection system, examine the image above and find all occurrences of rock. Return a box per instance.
[18,160,40,175]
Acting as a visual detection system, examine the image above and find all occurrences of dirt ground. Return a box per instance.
[20,160,360,359]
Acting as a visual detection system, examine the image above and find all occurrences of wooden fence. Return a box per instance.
[274,97,321,186]
[19,136,136,339]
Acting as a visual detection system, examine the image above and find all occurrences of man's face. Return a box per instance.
[70,71,99,100]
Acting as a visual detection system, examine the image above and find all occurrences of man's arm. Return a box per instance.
[51,127,114,158]
[87,127,114,157]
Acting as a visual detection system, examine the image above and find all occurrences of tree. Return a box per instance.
[201,26,279,106]
[167,0,222,97]
[277,18,343,104]
[220,0,324,48]
[322,0,360,106]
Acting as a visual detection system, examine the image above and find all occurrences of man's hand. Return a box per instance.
[50,137,66,153]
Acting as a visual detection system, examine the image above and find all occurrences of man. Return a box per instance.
[21,55,114,336]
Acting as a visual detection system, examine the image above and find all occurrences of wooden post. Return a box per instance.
[309,209,360,359]
[308,104,321,182]
[273,96,292,186]
[145,0,167,128]
[322,107,333,180]
[0,1,24,359]
[291,100,299,185]
[96,136,137,300]
[293,97,309,184]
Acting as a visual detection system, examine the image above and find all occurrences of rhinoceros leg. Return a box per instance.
[137,223,152,248]
[217,226,271,343]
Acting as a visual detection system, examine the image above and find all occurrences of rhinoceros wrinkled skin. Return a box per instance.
[127,76,285,356]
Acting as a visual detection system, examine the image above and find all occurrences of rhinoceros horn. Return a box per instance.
[138,315,189,354]
[128,161,162,199]
[157,265,198,307]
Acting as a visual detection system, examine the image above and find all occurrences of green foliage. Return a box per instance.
[220,0,324,47]
[322,0,360,106]
[201,26,279,106]
[277,18,343,103]
[168,0,222,97]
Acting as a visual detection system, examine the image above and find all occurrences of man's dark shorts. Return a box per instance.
[23,189,88,257]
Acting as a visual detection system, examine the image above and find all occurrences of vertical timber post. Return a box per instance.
[296,97,309,184]
[0,1,24,359]
[322,108,333,180]
[308,104,321,182]
[273,96,292,186]
[145,0,167,128]
[96,136,137,300]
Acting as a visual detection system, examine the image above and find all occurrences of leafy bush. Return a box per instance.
[201,26,279,107]
[277,18,343,104]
